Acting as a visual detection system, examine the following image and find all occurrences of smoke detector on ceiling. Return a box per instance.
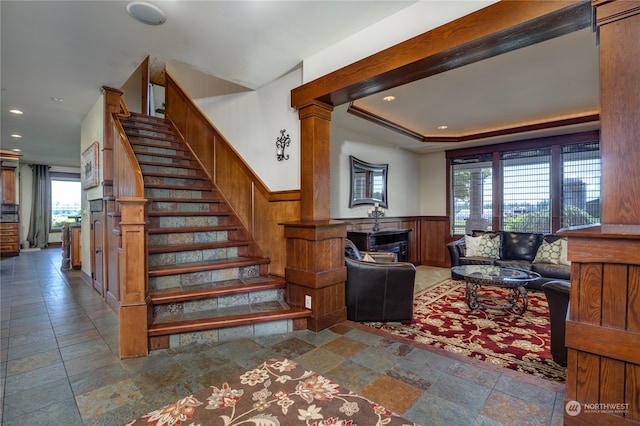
[126,2,166,26]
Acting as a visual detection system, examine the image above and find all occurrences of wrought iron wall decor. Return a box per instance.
[276,129,291,161]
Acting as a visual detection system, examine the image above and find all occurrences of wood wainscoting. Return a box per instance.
[341,215,451,267]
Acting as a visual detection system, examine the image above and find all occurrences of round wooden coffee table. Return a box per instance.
[451,265,541,314]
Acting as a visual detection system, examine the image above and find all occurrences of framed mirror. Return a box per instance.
[349,155,388,208]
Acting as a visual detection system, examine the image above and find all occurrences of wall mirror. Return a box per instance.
[349,155,388,208]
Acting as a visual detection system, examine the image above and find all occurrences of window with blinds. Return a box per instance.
[561,142,601,228]
[501,148,551,233]
[448,136,601,236]
[451,155,493,235]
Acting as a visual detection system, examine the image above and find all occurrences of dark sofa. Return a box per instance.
[447,231,570,291]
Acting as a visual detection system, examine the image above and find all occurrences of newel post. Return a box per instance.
[117,197,149,358]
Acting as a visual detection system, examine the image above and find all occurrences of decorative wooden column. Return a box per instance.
[560,2,640,424]
[117,198,149,358]
[284,101,347,331]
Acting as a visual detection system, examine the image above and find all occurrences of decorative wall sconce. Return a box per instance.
[276,129,291,161]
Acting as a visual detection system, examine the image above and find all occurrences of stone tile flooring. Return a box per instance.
[1,248,566,425]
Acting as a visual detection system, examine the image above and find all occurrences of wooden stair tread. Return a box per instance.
[148,256,270,276]
[148,306,311,337]
[148,225,239,234]
[148,241,251,253]
[150,276,286,303]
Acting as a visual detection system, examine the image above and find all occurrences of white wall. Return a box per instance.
[419,151,448,216]
[194,68,302,192]
[330,125,420,219]
[79,95,104,276]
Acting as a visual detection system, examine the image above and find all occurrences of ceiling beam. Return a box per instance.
[291,0,592,109]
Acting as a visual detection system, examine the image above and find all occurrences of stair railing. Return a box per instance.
[110,98,150,359]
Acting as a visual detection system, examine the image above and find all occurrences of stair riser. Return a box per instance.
[148,216,221,228]
[149,264,260,291]
[153,289,285,319]
[144,176,208,187]
[149,230,229,247]
[129,137,181,150]
[166,320,294,348]
[134,145,185,157]
[145,188,212,199]
[140,164,198,176]
[122,116,165,125]
[149,201,221,213]
[124,128,174,139]
[149,247,240,268]
[137,155,194,166]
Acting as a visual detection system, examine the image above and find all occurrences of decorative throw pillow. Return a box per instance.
[464,235,483,257]
[533,239,562,264]
[476,234,500,259]
[559,238,570,266]
[362,253,376,263]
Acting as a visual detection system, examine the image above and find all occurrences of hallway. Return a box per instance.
[1,248,566,425]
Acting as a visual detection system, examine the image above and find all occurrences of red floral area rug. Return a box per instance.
[126,357,418,426]
[364,279,566,383]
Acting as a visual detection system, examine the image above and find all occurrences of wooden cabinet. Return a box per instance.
[1,166,17,205]
[70,225,81,269]
[0,223,20,257]
[347,228,412,262]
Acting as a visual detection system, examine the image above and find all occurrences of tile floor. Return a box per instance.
[1,248,566,425]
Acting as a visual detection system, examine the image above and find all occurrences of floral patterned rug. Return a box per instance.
[126,357,418,426]
[364,279,567,383]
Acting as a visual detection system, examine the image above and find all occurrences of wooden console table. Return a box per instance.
[347,228,412,262]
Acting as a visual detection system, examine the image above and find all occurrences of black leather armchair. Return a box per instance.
[344,239,416,323]
[542,280,571,367]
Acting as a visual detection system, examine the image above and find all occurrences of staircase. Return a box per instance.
[118,112,310,350]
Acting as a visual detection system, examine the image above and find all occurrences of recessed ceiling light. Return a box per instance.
[127,2,166,25]
[51,97,64,102]
[10,134,22,138]
[437,125,448,130]
[9,109,23,115]
[383,96,396,102]
[12,148,22,152]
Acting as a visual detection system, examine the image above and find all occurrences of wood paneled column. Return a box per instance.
[298,101,333,222]
[284,101,347,331]
[560,2,640,424]
[117,198,150,358]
